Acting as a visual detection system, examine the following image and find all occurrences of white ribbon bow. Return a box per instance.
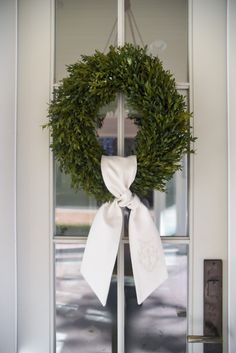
[81,155,168,306]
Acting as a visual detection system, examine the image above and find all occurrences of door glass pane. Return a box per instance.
[124,89,189,236]
[55,244,117,353]
[55,166,98,236]
[55,0,188,82]
[55,99,118,237]
[54,0,189,238]
[124,0,188,82]
[56,88,189,237]
[55,0,118,236]
[154,157,188,236]
[124,243,188,353]
[55,0,117,81]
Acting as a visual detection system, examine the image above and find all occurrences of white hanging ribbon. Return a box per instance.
[81,155,168,306]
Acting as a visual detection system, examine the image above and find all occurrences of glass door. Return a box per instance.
[53,1,190,352]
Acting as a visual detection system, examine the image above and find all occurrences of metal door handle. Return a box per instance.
[187,335,223,344]
[187,260,223,352]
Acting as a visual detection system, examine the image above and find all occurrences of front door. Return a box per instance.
[16,1,228,353]
[53,1,228,352]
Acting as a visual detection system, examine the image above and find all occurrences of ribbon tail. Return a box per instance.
[81,201,122,306]
[129,203,168,304]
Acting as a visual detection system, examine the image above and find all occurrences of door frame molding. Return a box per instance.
[0,0,17,352]
[1,0,234,352]
[227,0,236,351]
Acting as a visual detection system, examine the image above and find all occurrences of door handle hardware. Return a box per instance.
[188,260,223,353]
[187,335,223,344]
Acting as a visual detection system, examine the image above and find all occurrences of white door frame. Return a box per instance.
[227,0,236,351]
[16,0,53,352]
[0,1,17,352]
[190,1,228,352]
[1,0,235,352]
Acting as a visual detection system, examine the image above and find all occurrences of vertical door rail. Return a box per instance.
[117,1,125,352]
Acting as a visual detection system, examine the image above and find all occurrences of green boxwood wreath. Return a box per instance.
[45,44,195,202]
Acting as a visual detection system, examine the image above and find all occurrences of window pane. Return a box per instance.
[55,90,189,237]
[124,89,189,236]
[55,165,98,236]
[55,0,189,237]
[124,243,188,353]
[55,0,118,236]
[55,0,188,82]
[55,99,118,236]
[55,244,117,353]
[55,0,117,81]
[154,157,188,236]
[125,0,188,82]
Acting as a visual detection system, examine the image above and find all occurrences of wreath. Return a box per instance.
[45,44,195,202]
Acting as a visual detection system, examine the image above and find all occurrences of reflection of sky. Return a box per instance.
[55,244,187,353]
[160,205,177,236]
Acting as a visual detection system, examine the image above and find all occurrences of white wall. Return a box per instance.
[17,0,52,352]
[0,0,17,352]
[0,1,234,353]
[191,0,228,352]
[227,0,236,351]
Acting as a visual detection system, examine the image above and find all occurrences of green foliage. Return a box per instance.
[45,44,196,202]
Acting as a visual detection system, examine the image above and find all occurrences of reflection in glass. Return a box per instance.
[124,93,188,236]
[55,244,117,353]
[154,157,188,236]
[153,89,189,236]
[55,0,189,238]
[124,244,188,353]
[55,100,118,236]
[55,164,98,236]
[55,88,188,237]
[55,0,188,82]
[125,0,188,82]
[55,0,117,81]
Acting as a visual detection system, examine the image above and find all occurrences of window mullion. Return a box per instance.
[117,1,125,352]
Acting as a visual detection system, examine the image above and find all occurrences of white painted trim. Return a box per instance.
[117,2,125,352]
[49,1,55,352]
[53,82,190,90]
[12,2,229,353]
[117,93,125,156]
[191,1,228,352]
[227,0,236,351]
[226,1,230,351]
[53,236,190,243]
[117,0,125,47]
[187,1,194,350]
[17,0,52,351]
[0,0,17,352]
[15,0,18,350]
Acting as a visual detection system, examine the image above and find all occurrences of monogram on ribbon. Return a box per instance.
[81,155,168,306]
